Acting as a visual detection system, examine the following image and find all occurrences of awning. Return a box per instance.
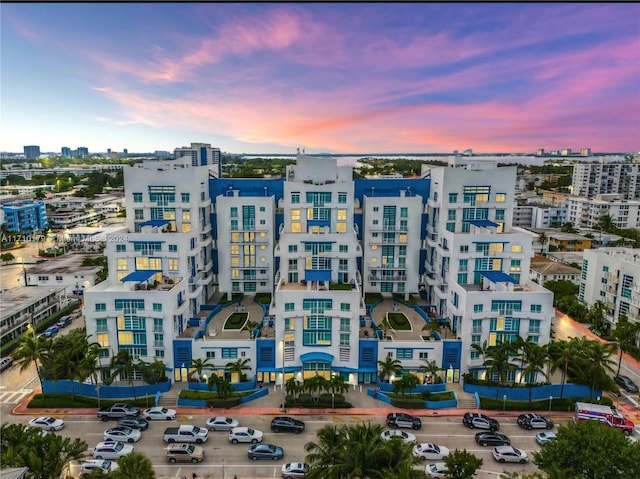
[480,271,517,284]
[469,219,499,228]
[120,270,159,282]
[256,366,301,373]
[139,219,170,227]
[332,366,378,373]
[300,352,334,363]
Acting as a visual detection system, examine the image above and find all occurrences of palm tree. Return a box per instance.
[421,317,442,339]
[241,320,260,339]
[304,375,327,401]
[12,328,50,398]
[110,452,156,479]
[285,377,302,401]
[549,339,576,398]
[520,343,549,404]
[377,355,402,383]
[327,374,349,395]
[470,340,490,364]
[189,357,215,382]
[611,316,640,376]
[588,300,608,333]
[106,350,137,399]
[393,373,420,398]
[483,343,517,396]
[537,231,548,255]
[419,359,442,384]
[215,376,233,399]
[581,340,617,401]
[305,424,345,479]
[225,358,251,382]
[598,213,616,234]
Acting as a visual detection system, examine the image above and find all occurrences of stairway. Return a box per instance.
[446,382,478,410]
[157,395,178,407]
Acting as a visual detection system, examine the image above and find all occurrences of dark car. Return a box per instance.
[517,413,554,430]
[475,432,511,447]
[248,443,284,460]
[615,375,639,393]
[56,316,72,328]
[117,417,149,431]
[270,417,305,434]
[463,412,499,431]
[386,412,422,430]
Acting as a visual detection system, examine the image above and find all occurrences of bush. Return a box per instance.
[298,393,312,403]
[207,397,241,408]
[393,293,417,305]
[179,390,251,400]
[285,399,352,409]
[364,293,382,305]
[390,397,425,409]
[319,393,345,404]
[254,293,271,305]
[27,394,155,409]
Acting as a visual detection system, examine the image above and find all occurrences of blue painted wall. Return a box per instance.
[463,382,598,400]
[442,341,462,370]
[42,379,171,399]
[257,339,276,370]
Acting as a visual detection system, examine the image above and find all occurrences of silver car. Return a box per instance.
[492,446,528,464]
[281,462,309,479]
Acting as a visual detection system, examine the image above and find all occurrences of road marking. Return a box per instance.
[0,389,32,404]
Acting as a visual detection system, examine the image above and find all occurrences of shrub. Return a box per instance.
[179,390,251,400]
[364,293,382,305]
[28,394,154,409]
[298,393,312,403]
[285,399,352,409]
[390,397,425,409]
[393,293,417,305]
[207,397,241,408]
[319,393,345,404]
[479,396,612,412]
[254,293,271,305]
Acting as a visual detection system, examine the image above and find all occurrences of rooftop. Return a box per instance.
[0,286,65,320]
[530,256,581,275]
[25,254,102,275]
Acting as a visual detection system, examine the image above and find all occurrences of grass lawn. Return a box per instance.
[223,312,248,330]
[386,312,411,330]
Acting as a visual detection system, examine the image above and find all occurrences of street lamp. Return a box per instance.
[503,394,507,412]
[548,395,553,412]
[281,340,286,412]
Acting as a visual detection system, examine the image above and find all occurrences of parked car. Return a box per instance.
[425,462,448,478]
[248,443,284,460]
[118,417,149,430]
[229,427,264,444]
[28,416,65,431]
[281,462,310,479]
[492,446,528,464]
[165,443,205,464]
[463,412,500,431]
[206,416,239,431]
[0,356,14,372]
[80,459,118,477]
[56,316,72,328]
[474,432,511,447]
[412,443,450,461]
[386,412,422,430]
[271,416,305,434]
[517,413,554,430]
[142,406,176,421]
[535,431,557,446]
[92,441,134,460]
[103,426,141,443]
[380,429,416,444]
[97,403,140,421]
[43,325,59,338]
[615,375,639,393]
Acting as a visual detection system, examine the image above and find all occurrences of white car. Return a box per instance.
[281,462,310,479]
[228,426,264,444]
[380,429,416,444]
[492,445,529,464]
[413,443,450,461]
[425,462,448,478]
[28,416,65,431]
[142,406,176,420]
[92,441,134,460]
[103,425,142,443]
[535,431,557,446]
[80,459,118,477]
[206,416,239,431]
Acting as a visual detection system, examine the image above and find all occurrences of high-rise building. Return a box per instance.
[174,143,221,177]
[77,147,89,158]
[83,151,550,388]
[123,149,128,156]
[580,148,591,156]
[61,147,72,157]
[572,159,640,200]
[23,145,41,159]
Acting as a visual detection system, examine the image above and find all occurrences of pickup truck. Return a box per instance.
[163,425,209,444]
[97,404,141,421]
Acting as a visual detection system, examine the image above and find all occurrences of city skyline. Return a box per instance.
[1,3,639,154]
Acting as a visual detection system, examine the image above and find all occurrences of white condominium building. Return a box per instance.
[580,248,640,329]
[566,195,640,230]
[572,159,640,200]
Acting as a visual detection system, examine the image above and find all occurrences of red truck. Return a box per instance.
[575,401,634,435]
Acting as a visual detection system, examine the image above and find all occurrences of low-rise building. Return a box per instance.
[547,232,592,252]
[529,255,582,286]
[0,286,66,342]
[25,254,102,292]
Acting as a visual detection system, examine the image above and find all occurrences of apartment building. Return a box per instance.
[1,200,48,233]
[423,162,553,382]
[174,142,221,177]
[566,195,640,230]
[572,159,640,200]
[0,286,66,343]
[580,248,640,329]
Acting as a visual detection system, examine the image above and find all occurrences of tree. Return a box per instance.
[12,328,50,398]
[304,375,328,401]
[393,373,420,398]
[560,222,577,233]
[483,343,517,391]
[598,213,616,234]
[241,319,260,339]
[533,419,640,479]
[443,448,483,479]
[419,359,443,384]
[108,452,156,479]
[138,359,167,385]
[285,377,303,400]
[226,357,251,382]
[470,340,490,364]
[537,231,548,255]
[1,252,15,263]
[215,376,233,399]
[105,350,137,398]
[377,355,402,383]
[0,423,87,479]
[611,316,640,376]
[327,374,349,395]
[549,339,577,398]
[543,280,579,304]
[188,357,215,382]
[520,343,549,404]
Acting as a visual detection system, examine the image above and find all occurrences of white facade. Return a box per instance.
[531,206,567,229]
[423,163,554,381]
[572,160,640,200]
[566,195,640,230]
[270,155,365,385]
[174,142,221,175]
[215,188,276,295]
[580,248,640,328]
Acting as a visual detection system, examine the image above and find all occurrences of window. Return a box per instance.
[400,207,408,218]
[134,209,144,220]
[259,206,266,212]
[230,207,237,218]
[181,193,190,202]
[96,303,106,311]
[447,209,456,221]
[419,352,429,359]
[169,258,179,271]
[472,319,482,333]
[338,193,347,204]
[288,245,297,253]
[339,245,348,253]
[153,303,162,312]
[169,244,177,252]
[97,333,109,348]
[530,304,542,313]
[116,244,126,252]
[291,192,300,204]
[155,350,165,358]
[457,273,467,284]
[96,318,107,332]
[284,302,295,312]
[529,319,541,333]
[206,351,216,359]
[117,258,128,271]
[496,193,506,202]
[495,209,505,221]
[473,304,483,312]
[510,259,521,272]
[396,349,413,360]
[446,223,455,232]
[222,348,238,359]
[340,317,350,331]
[133,193,142,203]
[460,245,469,253]
[449,193,458,203]
[340,303,350,312]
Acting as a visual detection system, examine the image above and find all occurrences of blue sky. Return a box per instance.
[1,3,638,154]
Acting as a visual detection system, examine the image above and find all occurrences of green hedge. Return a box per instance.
[207,397,241,408]
[285,400,353,409]
[0,301,80,357]
[390,398,426,409]
[319,393,345,403]
[28,393,154,409]
[462,373,548,389]
[364,293,382,305]
[479,396,613,412]
[254,293,271,305]
[420,391,455,401]
[179,390,251,400]
[393,293,417,305]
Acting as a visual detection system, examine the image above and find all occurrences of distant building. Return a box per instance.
[25,253,102,292]
[1,200,48,232]
[580,248,640,329]
[174,142,221,176]
[547,232,592,252]
[580,148,591,156]
[561,149,572,156]
[61,147,72,157]
[566,195,640,229]
[536,149,545,156]
[123,148,128,155]
[23,145,40,159]
[77,147,89,158]
[0,286,66,343]
[572,159,640,200]
[530,255,582,286]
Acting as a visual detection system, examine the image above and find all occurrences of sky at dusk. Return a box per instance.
[1,3,639,155]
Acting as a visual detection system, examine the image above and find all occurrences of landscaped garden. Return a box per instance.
[385,312,411,330]
[223,312,249,330]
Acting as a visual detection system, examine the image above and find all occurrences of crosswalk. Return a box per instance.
[0,389,33,404]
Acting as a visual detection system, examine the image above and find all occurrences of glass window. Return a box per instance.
[530,304,542,313]
[495,209,505,221]
[460,245,469,253]
[473,304,483,312]
[288,245,297,253]
[449,193,458,203]
[446,223,455,232]
[338,193,347,204]
[447,209,456,221]
[400,207,408,218]
[133,193,142,203]
[230,207,237,218]
[153,303,162,312]
[511,244,522,253]
[116,244,126,252]
[117,258,128,271]
[169,244,177,252]
[496,193,506,202]
[291,193,300,204]
[96,303,106,311]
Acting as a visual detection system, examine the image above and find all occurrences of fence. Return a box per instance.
[42,379,171,399]
[367,387,457,409]
[462,382,598,400]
